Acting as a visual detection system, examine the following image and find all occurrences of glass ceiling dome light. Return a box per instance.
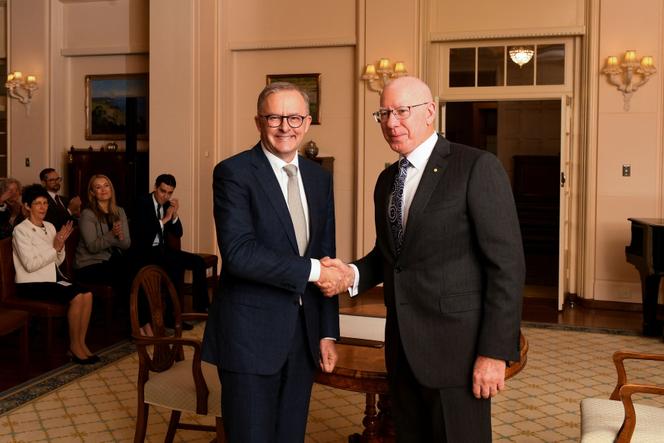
[509,47,535,67]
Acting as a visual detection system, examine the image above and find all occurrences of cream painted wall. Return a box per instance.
[7,0,49,186]
[150,0,217,253]
[592,0,664,303]
[430,0,584,38]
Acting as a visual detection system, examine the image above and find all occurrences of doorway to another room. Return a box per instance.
[444,100,561,302]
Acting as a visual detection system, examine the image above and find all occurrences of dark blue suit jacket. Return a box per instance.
[202,143,339,375]
[129,193,183,262]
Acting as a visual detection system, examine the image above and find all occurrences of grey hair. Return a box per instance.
[0,177,22,194]
[257,82,310,114]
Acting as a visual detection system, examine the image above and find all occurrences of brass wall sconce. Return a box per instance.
[361,58,407,93]
[5,71,39,115]
[602,50,656,111]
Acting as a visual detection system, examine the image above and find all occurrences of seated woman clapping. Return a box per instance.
[12,184,96,364]
[74,174,131,290]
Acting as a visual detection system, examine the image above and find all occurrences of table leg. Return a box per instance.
[378,394,395,441]
[349,393,382,443]
[639,272,663,337]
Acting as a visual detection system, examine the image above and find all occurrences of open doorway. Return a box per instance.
[445,100,561,301]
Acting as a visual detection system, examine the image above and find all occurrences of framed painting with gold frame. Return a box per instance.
[266,73,321,125]
[85,73,149,140]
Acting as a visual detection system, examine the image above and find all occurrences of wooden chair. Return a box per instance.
[61,228,115,327]
[165,233,218,311]
[0,307,29,373]
[580,350,664,442]
[130,265,224,443]
[0,237,67,350]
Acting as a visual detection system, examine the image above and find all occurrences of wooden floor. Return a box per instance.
[0,285,647,392]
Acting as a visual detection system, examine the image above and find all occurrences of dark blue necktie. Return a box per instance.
[389,157,410,254]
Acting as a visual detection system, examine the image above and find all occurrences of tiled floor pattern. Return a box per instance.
[1,325,663,442]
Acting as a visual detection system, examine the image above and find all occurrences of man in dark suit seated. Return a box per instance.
[40,168,81,230]
[130,174,210,316]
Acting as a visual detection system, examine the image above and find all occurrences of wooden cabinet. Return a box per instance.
[66,149,149,213]
[312,156,334,174]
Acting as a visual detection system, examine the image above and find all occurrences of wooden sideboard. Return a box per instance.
[66,149,149,214]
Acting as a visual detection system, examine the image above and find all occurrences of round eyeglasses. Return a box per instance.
[372,102,430,123]
[260,114,308,129]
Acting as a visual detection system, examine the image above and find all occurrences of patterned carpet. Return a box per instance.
[1,323,663,442]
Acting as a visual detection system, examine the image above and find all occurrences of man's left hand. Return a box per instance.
[472,355,506,399]
[319,338,337,373]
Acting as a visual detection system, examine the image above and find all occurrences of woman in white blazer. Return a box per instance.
[12,184,96,364]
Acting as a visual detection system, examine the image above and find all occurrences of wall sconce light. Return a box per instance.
[5,71,39,115]
[508,47,535,67]
[361,58,407,93]
[602,50,656,111]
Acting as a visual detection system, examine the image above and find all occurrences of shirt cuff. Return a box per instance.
[0,203,6,211]
[308,258,320,282]
[321,337,337,341]
[348,264,360,297]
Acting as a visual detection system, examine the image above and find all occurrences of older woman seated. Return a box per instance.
[12,184,96,364]
[0,177,26,239]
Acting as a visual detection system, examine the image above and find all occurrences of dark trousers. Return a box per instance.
[136,246,209,312]
[219,310,315,443]
[76,257,150,325]
[389,337,491,443]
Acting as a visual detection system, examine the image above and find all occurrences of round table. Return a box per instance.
[315,332,529,442]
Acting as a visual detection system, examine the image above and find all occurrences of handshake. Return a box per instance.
[316,257,355,297]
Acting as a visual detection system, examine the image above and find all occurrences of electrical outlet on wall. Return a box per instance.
[25,157,30,167]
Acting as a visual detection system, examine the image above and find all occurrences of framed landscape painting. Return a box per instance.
[85,73,149,140]
[266,73,321,124]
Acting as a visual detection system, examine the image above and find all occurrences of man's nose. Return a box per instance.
[385,111,400,127]
[278,117,290,130]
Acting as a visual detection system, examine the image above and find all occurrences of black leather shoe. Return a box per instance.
[181,321,194,331]
[70,353,95,365]
[86,354,101,363]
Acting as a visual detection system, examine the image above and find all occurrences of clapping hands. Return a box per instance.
[112,220,124,240]
[316,257,354,297]
[53,220,74,252]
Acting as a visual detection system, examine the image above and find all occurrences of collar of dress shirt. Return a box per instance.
[261,143,300,176]
[47,190,59,201]
[151,194,160,212]
[403,131,438,170]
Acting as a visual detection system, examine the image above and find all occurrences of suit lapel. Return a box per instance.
[250,145,300,255]
[401,136,450,253]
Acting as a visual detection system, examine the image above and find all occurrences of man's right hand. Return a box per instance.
[317,257,354,297]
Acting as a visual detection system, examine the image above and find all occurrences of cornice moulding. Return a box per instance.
[61,45,149,57]
[430,26,585,42]
[229,37,356,52]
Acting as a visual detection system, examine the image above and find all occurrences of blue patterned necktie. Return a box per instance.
[389,157,410,254]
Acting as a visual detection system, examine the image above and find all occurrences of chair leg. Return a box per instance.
[165,410,181,443]
[214,417,225,443]
[20,320,29,374]
[134,402,149,443]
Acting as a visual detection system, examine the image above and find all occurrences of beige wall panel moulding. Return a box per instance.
[430,0,585,40]
[62,0,148,55]
[227,0,355,48]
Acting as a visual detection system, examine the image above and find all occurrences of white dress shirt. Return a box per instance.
[262,145,320,282]
[349,132,438,296]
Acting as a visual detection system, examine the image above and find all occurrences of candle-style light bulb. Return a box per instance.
[606,56,618,66]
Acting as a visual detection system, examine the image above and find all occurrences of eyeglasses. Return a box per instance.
[372,102,430,123]
[46,177,62,183]
[260,114,308,129]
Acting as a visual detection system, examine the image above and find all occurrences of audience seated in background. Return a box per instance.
[0,177,26,239]
[74,174,151,335]
[39,168,81,230]
[12,184,96,364]
[130,174,209,329]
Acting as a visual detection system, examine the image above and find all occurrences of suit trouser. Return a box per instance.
[389,335,491,443]
[218,309,315,443]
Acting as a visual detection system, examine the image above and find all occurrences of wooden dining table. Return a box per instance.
[315,331,529,443]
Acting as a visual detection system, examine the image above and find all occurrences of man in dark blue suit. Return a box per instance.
[202,82,343,443]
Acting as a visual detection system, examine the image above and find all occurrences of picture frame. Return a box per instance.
[85,73,149,140]
[266,73,321,125]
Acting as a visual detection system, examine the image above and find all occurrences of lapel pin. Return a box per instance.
[433,168,439,173]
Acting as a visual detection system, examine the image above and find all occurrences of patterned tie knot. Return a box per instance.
[398,157,410,171]
[283,164,298,177]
